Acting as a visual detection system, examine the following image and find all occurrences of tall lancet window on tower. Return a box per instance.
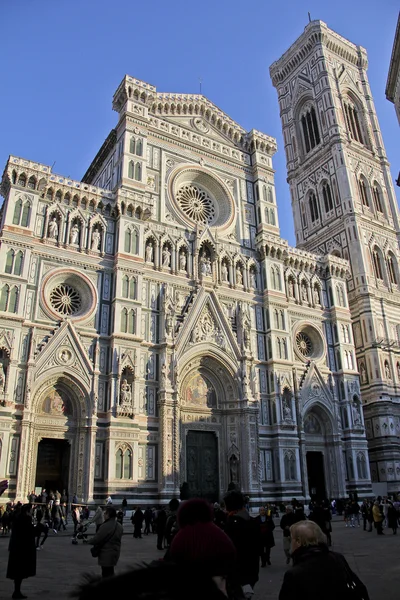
[301,106,320,153]
[309,192,319,223]
[343,98,364,144]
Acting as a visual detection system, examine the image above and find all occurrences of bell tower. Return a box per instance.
[270,20,400,491]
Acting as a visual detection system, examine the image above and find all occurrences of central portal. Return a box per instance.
[35,438,70,494]
[306,451,326,501]
[186,430,219,502]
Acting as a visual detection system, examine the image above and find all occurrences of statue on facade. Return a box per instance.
[199,251,212,276]
[236,266,243,285]
[385,362,392,380]
[221,262,228,282]
[165,307,174,336]
[229,454,239,483]
[162,246,171,268]
[301,284,308,302]
[243,324,251,349]
[352,401,361,426]
[250,270,257,288]
[313,287,320,304]
[179,251,187,271]
[0,359,6,390]
[360,363,367,383]
[120,379,132,404]
[288,279,295,298]
[48,217,58,239]
[91,228,101,250]
[70,223,80,245]
[282,398,292,421]
[146,241,154,263]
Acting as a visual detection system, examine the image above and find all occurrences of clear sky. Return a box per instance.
[1,0,399,246]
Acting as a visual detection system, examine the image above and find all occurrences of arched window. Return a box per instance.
[124,450,132,478]
[129,278,136,300]
[343,98,364,144]
[262,186,267,201]
[309,192,319,223]
[21,202,31,227]
[132,228,139,253]
[0,285,9,311]
[18,173,27,187]
[13,200,22,225]
[268,188,274,204]
[270,208,276,226]
[128,309,136,334]
[274,309,279,328]
[8,287,18,313]
[277,338,282,358]
[122,276,129,298]
[301,106,320,153]
[265,207,270,224]
[372,184,383,213]
[128,161,134,179]
[124,229,131,253]
[14,251,23,276]
[358,179,369,208]
[372,247,384,280]
[357,453,367,479]
[130,138,136,154]
[135,163,142,181]
[322,182,334,213]
[284,451,296,481]
[283,338,288,359]
[300,202,307,227]
[116,449,123,479]
[121,308,128,333]
[5,250,14,274]
[387,253,398,284]
[136,139,143,156]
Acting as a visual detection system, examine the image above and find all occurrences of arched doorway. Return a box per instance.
[19,375,93,502]
[178,354,240,501]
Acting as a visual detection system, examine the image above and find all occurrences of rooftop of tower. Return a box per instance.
[269,19,368,85]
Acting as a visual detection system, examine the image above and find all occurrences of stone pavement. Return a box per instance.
[0,515,399,599]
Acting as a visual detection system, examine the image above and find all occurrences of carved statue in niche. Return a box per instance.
[48,217,58,239]
[250,270,257,288]
[165,306,174,336]
[221,262,229,282]
[179,251,187,271]
[236,265,243,285]
[0,358,6,390]
[91,228,101,250]
[120,379,132,404]
[282,397,292,421]
[229,454,239,483]
[288,278,295,298]
[199,250,212,276]
[352,401,361,426]
[360,363,367,383]
[313,287,320,304]
[385,362,392,380]
[301,283,308,302]
[70,223,80,245]
[146,241,154,263]
[162,246,171,268]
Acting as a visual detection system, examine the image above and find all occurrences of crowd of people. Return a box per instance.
[6,488,399,599]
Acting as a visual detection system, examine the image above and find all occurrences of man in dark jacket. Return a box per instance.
[155,506,167,550]
[131,507,144,538]
[7,503,36,599]
[223,490,259,598]
[280,505,297,564]
[279,520,370,600]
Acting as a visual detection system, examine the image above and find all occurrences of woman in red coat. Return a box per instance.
[7,503,36,599]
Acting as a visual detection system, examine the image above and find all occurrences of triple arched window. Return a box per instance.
[115,446,133,479]
[13,198,31,227]
[301,106,320,153]
[5,250,24,276]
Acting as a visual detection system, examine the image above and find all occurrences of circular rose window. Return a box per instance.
[50,284,82,316]
[293,323,325,363]
[41,268,98,322]
[169,165,235,230]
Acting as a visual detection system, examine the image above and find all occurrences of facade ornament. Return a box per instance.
[48,217,58,239]
[352,401,362,426]
[146,240,154,263]
[313,287,320,304]
[221,262,229,282]
[0,359,6,392]
[91,228,101,250]
[179,251,187,271]
[118,379,134,417]
[282,397,292,421]
[199,251,212,277]
[162,246,171,268]
[250,270,257,288]
[70,223,80,245]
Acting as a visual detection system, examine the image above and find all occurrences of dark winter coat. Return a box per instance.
[132,509,145,526]
[280,512,297,537]
[87,517,123,567]
[224,510,259,588]
[279,544,369,600]
[6,513,36,580]
[254,514,275,549]
[387,505,398,529]
[309,506,329,533]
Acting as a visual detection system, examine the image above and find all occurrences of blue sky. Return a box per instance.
[1,0,399,246]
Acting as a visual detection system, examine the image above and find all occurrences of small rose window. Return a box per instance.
[50,284,82,316]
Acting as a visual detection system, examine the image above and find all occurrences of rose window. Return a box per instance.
[49,284,82,316]
[296,332,313,357]
[176,184,216,225]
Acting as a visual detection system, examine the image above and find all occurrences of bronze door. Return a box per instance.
[186,431,219,502]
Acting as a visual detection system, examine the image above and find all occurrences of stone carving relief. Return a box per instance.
[304,413,322,434]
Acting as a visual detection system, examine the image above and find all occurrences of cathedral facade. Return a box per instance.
[0,22,376,505]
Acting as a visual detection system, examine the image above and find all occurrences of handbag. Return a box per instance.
[330,552,369,600]
[90,523,117,558]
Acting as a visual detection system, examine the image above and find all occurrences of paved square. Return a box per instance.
[0,515,399,599]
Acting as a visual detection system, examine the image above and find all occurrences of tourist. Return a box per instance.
[87,504,104,533]
[87,506,123,578]
[121,497,127,516]
[280,505,297,564]
[361,499,373,532]
[144,506,153,535]
[106,495,112,505]
[387,500,398,534]
[372,501,384,535]
[349,499,360,527]
[255,506,275,566]
[309,500,331,546]
[2,507,11,535]
[223,490,259,599]
[155,505,167,550]
[278,520,370,600]
[164,498,180,547]
[35,513,49,550]
[59,502,67,531]
[51,500,62,533]
[213,502,227,530]
[6,503,36,599]
[131,506,144,539]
